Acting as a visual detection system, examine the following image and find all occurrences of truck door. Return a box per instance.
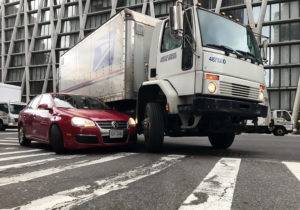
[155,9,195,96]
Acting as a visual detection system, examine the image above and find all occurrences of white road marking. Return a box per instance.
[3,147,14,150]
[0,155,84,172]
[11,155,184,210]
[0,153,135,187]
[0,143,19,146]
[4,137,18,140]
[179,158,241,210]
[0,149,42,156]
[0,152,52,162]
[0,140,18,143]
[283,161,300,181]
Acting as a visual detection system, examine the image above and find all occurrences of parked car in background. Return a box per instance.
[18,93,137,153]
[0,83,26,131]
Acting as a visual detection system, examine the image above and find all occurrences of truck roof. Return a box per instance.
[61,9,160,57]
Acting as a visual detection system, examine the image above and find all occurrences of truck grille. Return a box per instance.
[96,121,128,129]
[219,81,259,101]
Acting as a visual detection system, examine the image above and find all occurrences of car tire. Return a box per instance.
[208,132,235,149]
[273,127,285,136]
[18,126,31,146]
[50,125,66,154]
[143,103,164,152]
[0,120,6,131]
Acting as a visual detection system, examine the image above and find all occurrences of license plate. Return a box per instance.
[109,129,123,138]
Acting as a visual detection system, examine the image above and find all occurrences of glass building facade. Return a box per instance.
[0,0,299,111]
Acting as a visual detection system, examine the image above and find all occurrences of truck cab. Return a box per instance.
[271,110,294,136]
[0,102,26,131]
[138,3,268,151]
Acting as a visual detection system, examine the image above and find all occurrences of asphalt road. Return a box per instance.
[0,130,299,210]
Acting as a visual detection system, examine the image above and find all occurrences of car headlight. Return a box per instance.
[128,117,136,127]
[71,117,95,127]
[208,82,217,94]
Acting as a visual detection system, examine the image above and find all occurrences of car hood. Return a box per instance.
[59,108,130,121]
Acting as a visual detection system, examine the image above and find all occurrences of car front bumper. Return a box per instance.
[178,96,268,118]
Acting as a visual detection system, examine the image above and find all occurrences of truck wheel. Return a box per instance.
[143,103,164,152]
[50,125,66,154]
[273,127,285,136]
[208,132,235,149]
[18,126,31,146]
[0,120,5,131]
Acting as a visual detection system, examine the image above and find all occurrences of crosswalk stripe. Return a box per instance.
[0,143,19,146]
[0,155,84,172]
[4,137,18,140]
[0,153,135,187]
[0,152,53,162]
[0,140,17,143]
[11,155,185,210]
[0,149,42,156]
[283,161,300,181]
[179,158,241,210]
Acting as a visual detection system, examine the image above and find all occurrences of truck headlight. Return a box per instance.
[208,82,217,94]
[128,117,136,127]
[258,84,266,101]
[71,117,95,127]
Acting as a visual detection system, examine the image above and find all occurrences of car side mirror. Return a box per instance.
[38,104,52,111]
[262,40,268,63]
[169,0,183,38]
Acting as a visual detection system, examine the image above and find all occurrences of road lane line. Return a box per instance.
[11,155,185,210]
[0,152,53,162]
[0,153,135,187]
[0,143,19,146]
[0,155,84,172]
[283,161,300,181]
[0,149,42,156]
[179,158,241,210]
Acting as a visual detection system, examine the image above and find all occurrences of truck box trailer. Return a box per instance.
[60,3,268,152]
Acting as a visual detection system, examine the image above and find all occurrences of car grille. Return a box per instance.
[96,121,128,129]
[219,81,259,101]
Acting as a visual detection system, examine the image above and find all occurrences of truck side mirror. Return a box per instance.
[262,40,268,63]
[169,1,183,37]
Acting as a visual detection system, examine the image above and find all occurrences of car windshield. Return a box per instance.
[9,104,25,114]
[53,94,109,110]
[197,9,262,63]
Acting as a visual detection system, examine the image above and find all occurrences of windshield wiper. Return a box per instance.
[205,44,243,58]
[236,50,261,64]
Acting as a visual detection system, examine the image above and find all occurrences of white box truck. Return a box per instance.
[59,3,268,152]
[0,83,26,131]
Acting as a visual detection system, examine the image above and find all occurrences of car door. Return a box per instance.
[22,95,42,138]
[34,94,53,141]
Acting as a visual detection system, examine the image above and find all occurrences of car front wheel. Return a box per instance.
[50,125,66,154]
[18,126,31,146]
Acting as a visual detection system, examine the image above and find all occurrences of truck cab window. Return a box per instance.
[161,21,181,53]
[0,104,9,114]
[182,9,193,70]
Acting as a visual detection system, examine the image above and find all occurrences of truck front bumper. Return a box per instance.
[178,96,268,118]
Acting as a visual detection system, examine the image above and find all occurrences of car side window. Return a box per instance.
[161,21,181,53]
[29,95,42,109]
[39,94,53,107]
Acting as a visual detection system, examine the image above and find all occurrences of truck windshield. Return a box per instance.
[9,104,25,114]
[53,95,109,110]
[197,9,262,63]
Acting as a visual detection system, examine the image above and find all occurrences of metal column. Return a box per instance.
[1,2,5,82]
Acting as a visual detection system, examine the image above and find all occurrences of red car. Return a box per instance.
[18,93,137,153]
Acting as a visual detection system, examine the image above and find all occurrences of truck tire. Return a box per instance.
[143,103,164,152]
[208,132,235,149]
[0,120,6,131]
[50,125,66,154]
[273,127,285,136]
[18,125,31,146]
